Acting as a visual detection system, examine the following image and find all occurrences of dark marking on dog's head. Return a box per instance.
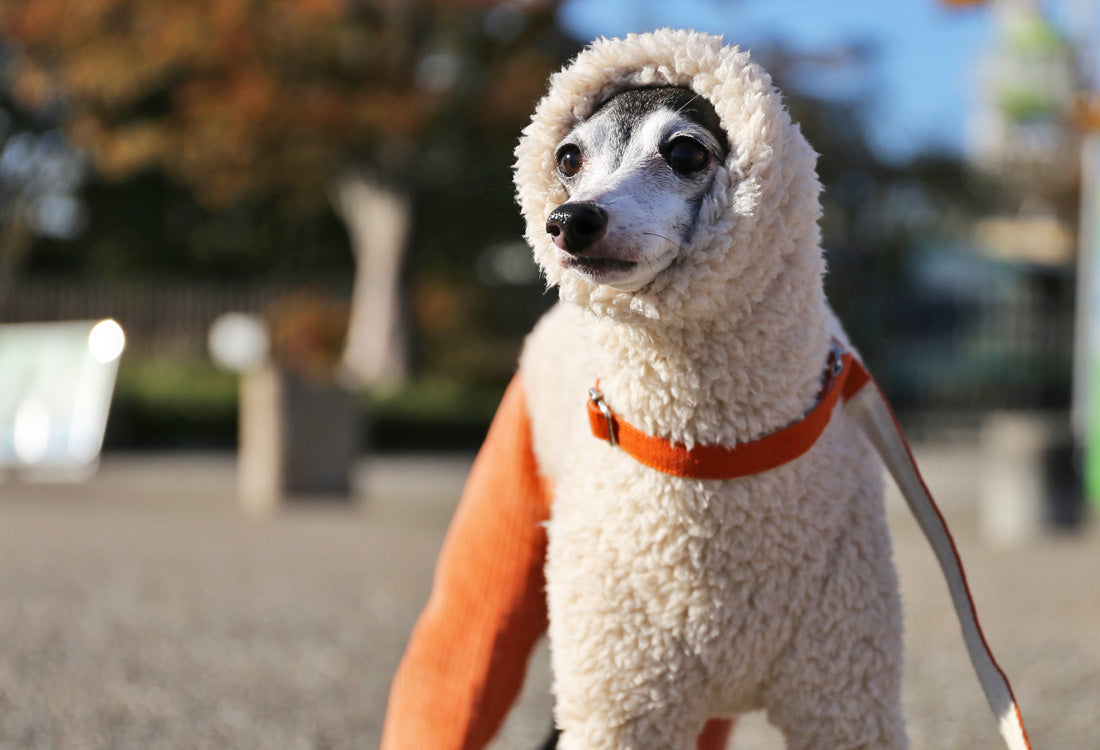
[591,86,730,161]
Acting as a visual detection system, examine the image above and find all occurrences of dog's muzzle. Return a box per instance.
[546,202,608,254]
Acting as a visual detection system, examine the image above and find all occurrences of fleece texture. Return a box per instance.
[517,30,906,750]
[384,29,907,750]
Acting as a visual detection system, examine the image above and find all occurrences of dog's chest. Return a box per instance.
[546,442,843,616]
[541,443,856,711]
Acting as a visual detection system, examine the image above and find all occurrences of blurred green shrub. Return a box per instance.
[106,356,504,452]
[108,356,239,449]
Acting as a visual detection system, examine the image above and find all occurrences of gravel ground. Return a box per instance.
[0,449,1097,749]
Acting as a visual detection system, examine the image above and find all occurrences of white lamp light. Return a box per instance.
[208,313,270,372]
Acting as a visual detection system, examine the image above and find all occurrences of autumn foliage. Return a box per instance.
[0,0,566,210]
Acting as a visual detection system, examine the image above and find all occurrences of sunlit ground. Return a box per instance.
[0,449,1096,749]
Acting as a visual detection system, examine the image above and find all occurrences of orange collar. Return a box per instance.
[586,343,872,480]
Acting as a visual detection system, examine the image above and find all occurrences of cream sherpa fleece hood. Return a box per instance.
[514,29,824,325]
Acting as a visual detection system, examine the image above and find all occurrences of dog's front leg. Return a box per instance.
[556,718,736,750]
[760,490,908,750]
[555,717,715,750]
[545,496,717,749]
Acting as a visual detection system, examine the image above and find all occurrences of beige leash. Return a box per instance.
[846,369,1033,750]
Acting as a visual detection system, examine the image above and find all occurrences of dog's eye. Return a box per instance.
[664,137,709,173]
[556,144,583,178]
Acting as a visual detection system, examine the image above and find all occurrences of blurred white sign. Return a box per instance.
[0,319,125,481]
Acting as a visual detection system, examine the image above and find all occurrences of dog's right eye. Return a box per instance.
[664,137,710,174]
[556,144,583,178]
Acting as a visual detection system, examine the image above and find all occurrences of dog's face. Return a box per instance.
[546,87,729,292]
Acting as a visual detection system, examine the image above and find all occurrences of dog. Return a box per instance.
[382,30,1029,750]
[522,74,907,750]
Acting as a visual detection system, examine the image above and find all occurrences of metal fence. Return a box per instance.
[0,271,1078,421]
[0,277,351,359]
[860,268,1076,435]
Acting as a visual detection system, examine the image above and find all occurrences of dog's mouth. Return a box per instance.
[561,255,638,277]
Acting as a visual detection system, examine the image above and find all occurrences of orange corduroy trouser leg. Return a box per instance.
[380,376,734,750]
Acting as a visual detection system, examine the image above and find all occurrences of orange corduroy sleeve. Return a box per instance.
[380,375,553,750]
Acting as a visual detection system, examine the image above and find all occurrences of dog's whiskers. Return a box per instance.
[675,93,702,113]
[642,232,682,252]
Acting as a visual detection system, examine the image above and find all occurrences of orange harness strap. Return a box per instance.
[587,345,868,480]
[381,377,553,750]
[586,344,1032,750]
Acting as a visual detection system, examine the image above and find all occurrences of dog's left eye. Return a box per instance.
[556,144,583,178]
[664,137,709,174]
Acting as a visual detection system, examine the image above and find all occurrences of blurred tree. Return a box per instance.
[0,44,87,284]
[0,0,571,385]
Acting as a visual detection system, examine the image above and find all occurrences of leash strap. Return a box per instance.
[843,364,1032,750]
[587,347,1032,749]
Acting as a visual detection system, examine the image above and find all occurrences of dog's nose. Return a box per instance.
[546,202,608,254]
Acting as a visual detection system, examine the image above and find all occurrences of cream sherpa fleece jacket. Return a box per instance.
[385,30,907,750]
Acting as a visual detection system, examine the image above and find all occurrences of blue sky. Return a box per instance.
[558,0,997,161]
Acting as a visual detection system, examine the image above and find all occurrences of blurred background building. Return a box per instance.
[0,0,1094,508]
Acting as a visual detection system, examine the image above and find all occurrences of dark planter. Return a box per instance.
[238,365,360,516]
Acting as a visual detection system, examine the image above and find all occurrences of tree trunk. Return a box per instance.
[0,216,33,291]
[332,171,411,388]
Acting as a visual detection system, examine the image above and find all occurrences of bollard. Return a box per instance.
[237,364,360,517]
[979,411,1072,546]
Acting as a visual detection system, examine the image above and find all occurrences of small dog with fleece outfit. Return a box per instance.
[381,30,1031,750]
